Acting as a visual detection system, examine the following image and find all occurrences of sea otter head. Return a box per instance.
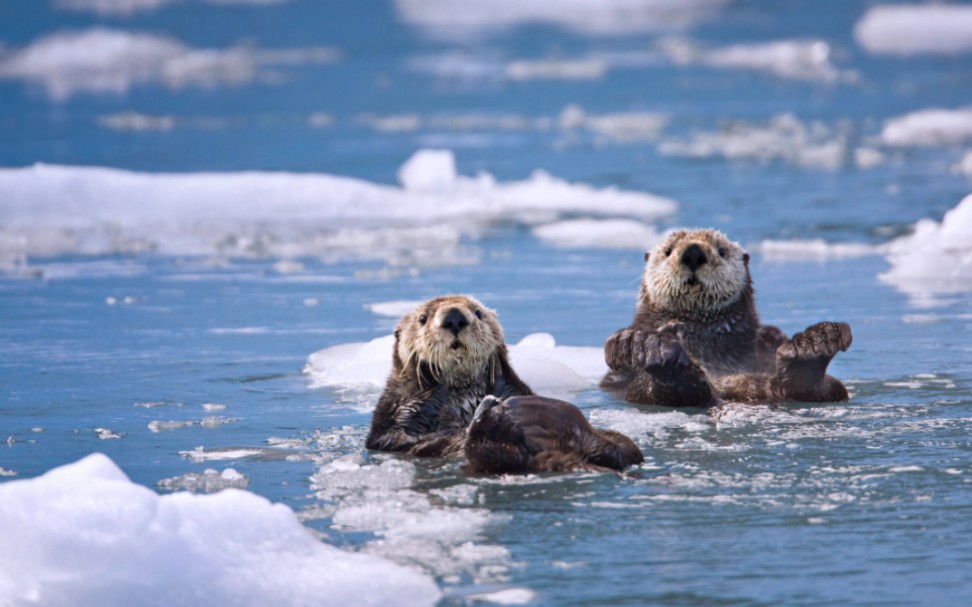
[394,295,507,388]
[640,229,751,316]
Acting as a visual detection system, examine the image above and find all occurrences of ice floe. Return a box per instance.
[880,107,972,148]
[533,219,663,250]
[54,0,291,16]
[880,193,972,296]
[157,467,250,493]
[305,332,606,401]
[310,455,509,583]
[660,114,877,169]
[0,453,441,607]
[393,0,729,40]
[0,27,339,101]
[661,38,854,83]
[756,239,885,261]
[855,4,972,56]
[0,149,674,271]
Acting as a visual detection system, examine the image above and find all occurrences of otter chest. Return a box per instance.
[437,386,486,429]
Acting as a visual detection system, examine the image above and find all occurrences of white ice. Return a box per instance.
[310,455,510,583]
[880,107,972,148]
[756,239,885,261]
[855,4,972,56]
[0,149,675,271]
[880,193,972,297]
[0,27,339,101]
[661,38,853,83]
[54,0,290,16]
[0,453,440,607]
[305,332,606,400]
[659,114,876,169]
[533,219,663,250]
[392,0,729,40]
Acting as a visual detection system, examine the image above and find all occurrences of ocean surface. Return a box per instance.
[2,1,972,605]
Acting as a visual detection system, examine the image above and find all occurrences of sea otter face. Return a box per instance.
[641,229,750,314]
[396,295,506,387]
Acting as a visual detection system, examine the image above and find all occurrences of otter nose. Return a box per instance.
[441,308,470,336]
[681,244,708,271]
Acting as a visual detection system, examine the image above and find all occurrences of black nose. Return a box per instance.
[681,244,707,271]
[441,308,470,336]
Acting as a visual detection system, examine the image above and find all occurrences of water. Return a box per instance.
[2,1,972,605]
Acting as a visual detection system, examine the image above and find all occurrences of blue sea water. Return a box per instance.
[2,1,972,605]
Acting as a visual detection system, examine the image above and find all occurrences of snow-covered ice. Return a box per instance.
[0,149,675,271]
[533,219,663,250]
[305,332,606,400]
[661,38,854,83]
[880,193,972,296]
[0,27,339,101]
[393,0,729,40]
[659,114,874,169]
[0,453,441,607]
[855,5,972,56]
[880,107,972,148]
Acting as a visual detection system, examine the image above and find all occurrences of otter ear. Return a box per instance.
[644,252,650,262]
[743,252,750,266]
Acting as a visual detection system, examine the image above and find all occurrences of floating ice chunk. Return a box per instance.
[957,150,972,177]
[660,114,876,169]
[0,454,441,607]
[662,38,854,83]
[756,239,885,261]
[157,467,250,493]
[505,58,607,81]
[179,447,267,461]
[304,332,606,399]
[0,151,674,268]
[312,456,508,582]
[398,149,458,191]
[304,335,396,389]
[855,5,972,56]
[533,219,663,250]
[366,300,425,317]
[880,193,972,296]
[98,111,177,132]
[880,107,972,147]
[53,0,179,17]
[0,27,339,101]
[393,0,729,39]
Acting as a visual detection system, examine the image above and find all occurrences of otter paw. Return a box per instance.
[471,395,503,426]
[642,327,695,371]
[778,321,852,362]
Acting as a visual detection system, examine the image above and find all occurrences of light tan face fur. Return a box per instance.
[395,295,506,386]
[640,229,749,314]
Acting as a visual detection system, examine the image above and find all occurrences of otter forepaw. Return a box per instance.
[775,321,852,402]
[778,321,852,362]
[471,395,503,426]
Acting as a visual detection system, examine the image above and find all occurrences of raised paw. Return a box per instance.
[778,321,852,362]
[471,395,504,427]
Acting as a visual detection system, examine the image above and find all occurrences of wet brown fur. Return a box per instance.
[366,295,532,457]
[601,229,852,408]
[465,395,644,474]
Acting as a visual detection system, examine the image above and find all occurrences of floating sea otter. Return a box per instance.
[366,295,643,473]
[601,229,852,408]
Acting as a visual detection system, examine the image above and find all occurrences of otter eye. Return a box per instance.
[664,247,673,257]
[419,314,428,325]
[718,246,727,258]
[474,309,483,320]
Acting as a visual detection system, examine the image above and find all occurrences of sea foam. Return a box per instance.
[0,453,441,607]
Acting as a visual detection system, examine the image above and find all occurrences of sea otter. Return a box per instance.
[366,295,532,457]
[601,229,852,408]
[366,295,644,473]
